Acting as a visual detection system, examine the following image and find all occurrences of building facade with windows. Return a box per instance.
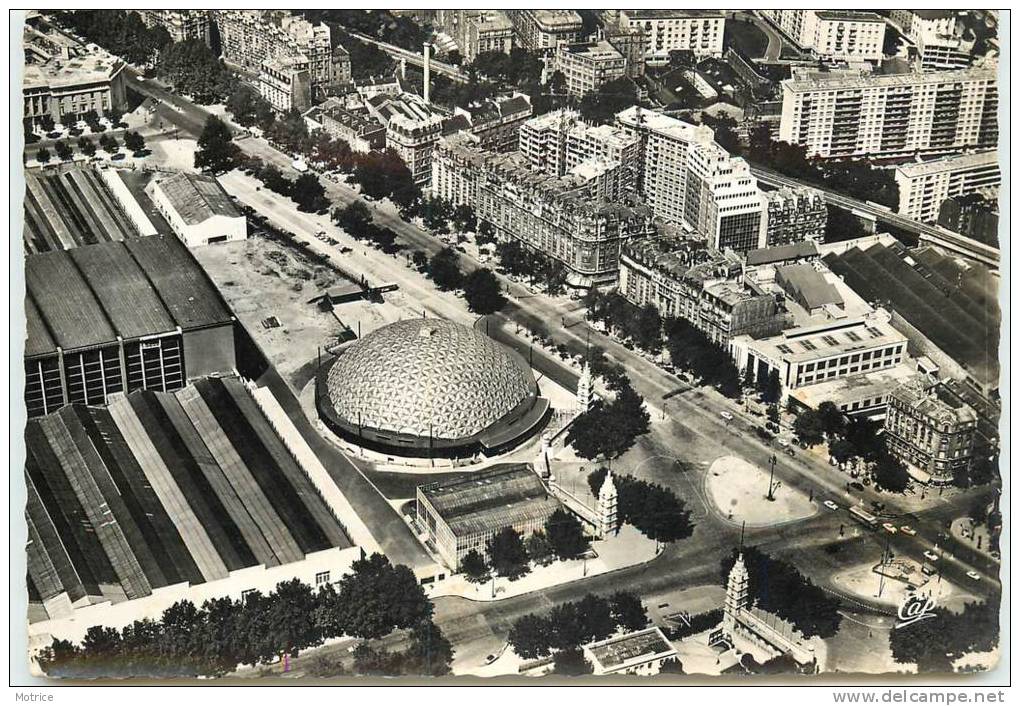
[763,10,885,63]
[439,10,515,62]
[138,10,211,45]
[890,10,973,71]
[760,187,828,246]
[366,92,445,187]
[731,312,909,396]
[894,151,1000,224]
[779,69,999,159]
[884,375,977,484]
[506,9,583,52]
[258,55,312,114]
[684,141,765,253]
[617,10,725,60]
[554,41,628,97]
[146,172,248,247]
[433,133,655,286]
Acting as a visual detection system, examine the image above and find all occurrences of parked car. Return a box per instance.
[900,526,917,536]
[777,438,789,448]
[720,411,733,421]
[823,500,839,511]
[882,523,898,534]
[924,551,939,562]
[966,570,981,581]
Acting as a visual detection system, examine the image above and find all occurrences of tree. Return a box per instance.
[124,131,146,153]
[578,77,638,124]
[609,591,648,632]
[829,437,857,465]
[411,249,428,271]
[761,369,782,405]
[428,247,464,291]
[633,304,663,353]
[508,614,551,659]
[99,133,119,154]
[38,114,55,134]
[78,136,96,156]
[567,380,651,461]
[256,164,293,196]
[335,553,432,639]
[544,509,588,559]
[486,527,530,580]
[451,204,477,233]
[873,453,910,493]
[227,84,274,130]
[889,601,999,673]
[334,200,373,237]
[525,530,555,567]
[793,408,825,446]
[158,39,232,104]
[54,140,73,161]
[292,173,329,213]
[553,648,593,676]
[405,619,454,676]
[36,147,51,164]
[575,593,616,643]
[460,549,489,583]
[194,116,239,173]
[817,401,846,438]
[462,267,506,314]
[586,468,694,543]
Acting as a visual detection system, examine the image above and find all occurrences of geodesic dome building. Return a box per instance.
[317,319,549,457]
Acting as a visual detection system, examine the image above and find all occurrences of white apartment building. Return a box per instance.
[890,10,973,70]
[617,10,725,60]
[519,109,640,183]
[684,142,764,253]
[615,106,715,230]
[894,151,1000,223]
[554,41,627,97]
[506,9,583,51]
[779,68,999,159]
[763,10,885,63]
[258,55,312,114]
[732,312,909,397]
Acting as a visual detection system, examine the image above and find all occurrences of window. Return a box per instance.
[315,571,330,586]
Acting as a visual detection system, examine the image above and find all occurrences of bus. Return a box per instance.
[849,505,879,529]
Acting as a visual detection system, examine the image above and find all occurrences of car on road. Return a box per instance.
[850,482,865,492]
[777,438,789,448]
[924,551,939,562]
[720,411,734,421]
[824,500,839,511]
[900,525,917,536]
[485,654,498,664]
[882,522,898,534]
[966,570,981,581]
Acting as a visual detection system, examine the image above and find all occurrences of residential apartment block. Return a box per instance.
[554,40,627,97]
[760,187,828,246]
[779,68,999,159]
[138,10,211,45]
[620,238,788,346]
[894,151,1000,223]
[616,10,725,60]
[444,93,533,153]
[891,10,973,71]
[763,10,885,63]
[216,10,344,99]
[685,141,764,253]
[506,9,583,52]
[437,10,514,62]
[432,132,655,286]
[308,100,386,153]
[884,375,977,485]
[366,92,445,187]
[258,55,312,114]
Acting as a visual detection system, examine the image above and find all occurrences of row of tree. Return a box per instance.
[35,132,147,164]
[585,290,664,354]
[889,599,998,673]
[585,467,695,543]
[57,10,171,66]
[424,248,508,315]
[792,403,911,492]
[461,509,590,583]
[36,554,446,678]
[495,239,569,296]
[507,591,648,660]
[663,317,742,398]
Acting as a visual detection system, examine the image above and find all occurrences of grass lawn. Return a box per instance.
[724,19,768,58]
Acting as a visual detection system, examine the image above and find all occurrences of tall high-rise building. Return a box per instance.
[762,10,885,63]
[779,68,998,159]
[616,10,725,60]
[894,151,1000,223]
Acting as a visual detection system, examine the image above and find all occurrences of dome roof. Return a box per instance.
[324,319,536,441]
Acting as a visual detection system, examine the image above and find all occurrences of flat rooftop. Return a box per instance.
[783,67,997,93]
[621,9,724,20]
[894,150,999,178]
[25,236,233,357]
[615,105,715,144]
[751,315,907,364]
[586,628,676,671]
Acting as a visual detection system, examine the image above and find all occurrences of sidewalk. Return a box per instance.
[428,524,660,602]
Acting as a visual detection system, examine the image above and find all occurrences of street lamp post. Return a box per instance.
[766,454,778,501]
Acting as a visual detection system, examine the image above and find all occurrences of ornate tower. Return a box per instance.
[597,471,618,537]
[577,361,594,412]
[723,553,750,632]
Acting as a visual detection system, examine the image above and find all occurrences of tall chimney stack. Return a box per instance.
[422,42,431,105]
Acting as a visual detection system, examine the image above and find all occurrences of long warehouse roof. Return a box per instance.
[24,235,232,357]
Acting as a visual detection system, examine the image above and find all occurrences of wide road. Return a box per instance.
[750,166,1000,268]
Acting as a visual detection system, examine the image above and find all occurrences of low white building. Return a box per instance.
[147,172,247,247]
[583,627,679,676]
